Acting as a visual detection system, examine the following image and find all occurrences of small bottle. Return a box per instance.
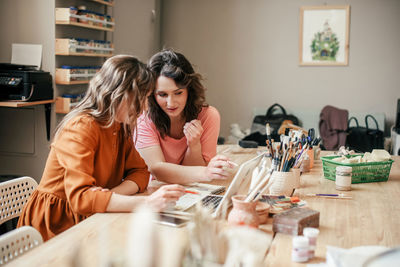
[303,227,320,259]
[336,166,352,191]
[292,236,309,262]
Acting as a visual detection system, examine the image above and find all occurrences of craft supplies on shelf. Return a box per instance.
[336,166,352,191]
[56,38,114,57]
[56,66,100,84]
[321,155,394,183]
[56,8,115,31]
[55,94,84,114]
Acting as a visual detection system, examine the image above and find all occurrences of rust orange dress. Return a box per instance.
[17,115,150,241]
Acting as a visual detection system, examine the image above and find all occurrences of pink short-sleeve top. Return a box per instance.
[135,106,220,164]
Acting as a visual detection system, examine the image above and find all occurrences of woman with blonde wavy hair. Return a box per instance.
[18,55,185,241]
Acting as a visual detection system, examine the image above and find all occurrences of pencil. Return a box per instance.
[185,190,200,195]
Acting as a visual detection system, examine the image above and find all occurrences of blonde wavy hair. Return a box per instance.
[54,55,154,139]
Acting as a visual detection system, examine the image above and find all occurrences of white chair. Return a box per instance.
[0,176,38,225]
[0,226,43,265]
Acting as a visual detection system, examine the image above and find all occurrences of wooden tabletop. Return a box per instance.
[9,145,400,266]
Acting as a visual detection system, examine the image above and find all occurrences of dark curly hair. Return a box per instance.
[147,49,208,138]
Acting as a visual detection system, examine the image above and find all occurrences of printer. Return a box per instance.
[0,63,53,101]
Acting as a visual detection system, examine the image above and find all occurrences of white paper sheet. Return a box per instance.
[11,43,42,69]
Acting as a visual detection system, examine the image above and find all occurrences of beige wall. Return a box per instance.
[0,0,55,182]
[161,0,400,138]
[113,0,161,62]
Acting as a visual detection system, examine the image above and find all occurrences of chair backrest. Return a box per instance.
[0,226,43,265]
[0,177,38,225]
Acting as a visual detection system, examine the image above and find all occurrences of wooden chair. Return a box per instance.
[0,226,43,265]
[0,176,38,225]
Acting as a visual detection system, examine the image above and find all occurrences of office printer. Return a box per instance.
[0,63,53,101]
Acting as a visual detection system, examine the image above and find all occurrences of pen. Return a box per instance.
[185,190,200,195]
[306,193,352,199]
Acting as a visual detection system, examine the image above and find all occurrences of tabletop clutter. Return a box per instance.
[127,125,394,266]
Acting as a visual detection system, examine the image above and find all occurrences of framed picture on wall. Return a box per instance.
[299,5,350,66]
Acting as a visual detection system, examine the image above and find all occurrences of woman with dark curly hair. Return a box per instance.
[135,49,234,184]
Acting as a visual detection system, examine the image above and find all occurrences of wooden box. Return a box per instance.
[55,97,72,114]
[272,207,319,235]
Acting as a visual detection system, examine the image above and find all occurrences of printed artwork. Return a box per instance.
[299,6,350,66]
[311,20,340,61]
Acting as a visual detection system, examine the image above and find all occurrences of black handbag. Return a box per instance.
[346,115,384,152]
[250,103,300,141]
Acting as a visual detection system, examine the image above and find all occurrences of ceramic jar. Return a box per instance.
[227,195,259,228]
[256,201,270,224]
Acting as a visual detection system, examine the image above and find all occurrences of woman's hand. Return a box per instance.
[90,186,110,192]
[146,184,185,211]
[183,120,204,148]
[203,155,235,181]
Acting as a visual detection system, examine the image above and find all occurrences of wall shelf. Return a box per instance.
[55,3,114,114]
[56,81,89,85]
[0,99,55,108]
[89,0,114,7]
[55,20,114,32]
[55,52,112,57]
[55,97,80,114]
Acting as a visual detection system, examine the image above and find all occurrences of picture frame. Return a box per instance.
[299,5,350,66]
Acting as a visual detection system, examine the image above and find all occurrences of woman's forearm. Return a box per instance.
[150,162,207,184]
[182,143,207,166]
[106,193,147,212]
[111,180,139,195]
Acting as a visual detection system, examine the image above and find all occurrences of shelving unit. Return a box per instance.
[55,52,112,57]
[55,1,114,114]
[89,0,114,7]
[55,20,114,31]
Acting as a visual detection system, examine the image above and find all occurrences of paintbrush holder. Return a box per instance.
[268,171,295,196]
[228,195,259,228]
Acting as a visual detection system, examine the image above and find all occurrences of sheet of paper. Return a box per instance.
[11,43,42,69]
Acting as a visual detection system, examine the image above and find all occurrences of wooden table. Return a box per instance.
[9,145,400,266]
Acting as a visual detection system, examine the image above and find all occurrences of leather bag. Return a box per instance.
[250,103,299,141]
[346,115,384,152]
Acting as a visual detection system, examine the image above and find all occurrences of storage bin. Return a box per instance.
[56,66,100,84]
[321,155,394,183]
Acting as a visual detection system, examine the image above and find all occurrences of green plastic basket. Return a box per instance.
[321,155,394,183]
